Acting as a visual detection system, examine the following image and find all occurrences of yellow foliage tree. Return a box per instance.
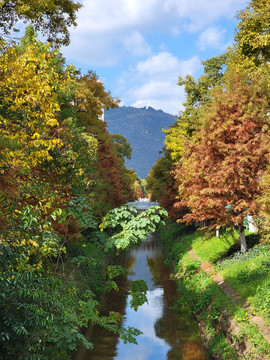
[0,41,64,174]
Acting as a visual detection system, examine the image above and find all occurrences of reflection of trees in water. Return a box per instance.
[122,255,136,277]
[75,254,136,360]
[76,237,208,360]
[166,342,208,360]
[146,256,163,285]
[147,245,208,360]
[154,311,208,360]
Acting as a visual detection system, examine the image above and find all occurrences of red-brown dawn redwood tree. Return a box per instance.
[175,68,270,252]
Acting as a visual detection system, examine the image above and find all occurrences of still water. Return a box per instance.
[75,235,210,360]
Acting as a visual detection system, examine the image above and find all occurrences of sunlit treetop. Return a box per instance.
[0,0,82,46]
[164,53,228,162]
[235,0,270,65]
[175,65,270,232]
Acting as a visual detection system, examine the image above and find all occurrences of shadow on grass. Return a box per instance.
[219,233,261,260]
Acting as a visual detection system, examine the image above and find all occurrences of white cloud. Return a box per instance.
[60,0,247,114]
[76,0,169,34]
[119,53,201,115]
[197,27,226,51]
[122,31,152,57]
[63,33,121,67]
[134,52,200,80]
[131,82,185,115]
[136,52,179,78]
[62,0,246,66]
[77,0,246,34]
[162,0,247,31]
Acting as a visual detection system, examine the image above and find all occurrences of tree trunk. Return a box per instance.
[239,224,247,253]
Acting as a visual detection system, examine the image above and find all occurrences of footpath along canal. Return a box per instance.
[74,201,210,360]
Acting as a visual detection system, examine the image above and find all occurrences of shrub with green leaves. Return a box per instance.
[217,244,270,321]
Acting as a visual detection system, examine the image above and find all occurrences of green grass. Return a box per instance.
[159,221,270,359]
[163,223,270,322]
[217,245,270,321]
[159,221,239,263]
[191,230,237,263]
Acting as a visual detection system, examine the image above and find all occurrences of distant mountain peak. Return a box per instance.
[105,106,175,178]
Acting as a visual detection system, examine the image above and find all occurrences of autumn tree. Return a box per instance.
[165,53,228,162]
[152,54,229,220]
[92,121,135,216]
[77,114,135,217]
[0,33,64,204]
[175,67,270,252]
[0,29,157,358]
[70,71,136,216]
[135,180,144,198]
[147,151,179,218]
[232,0,270,241]
[110,133,137,200]
[73,70,120,121]
[0,27,101,240]
[235,0,270,65]
[0,0,81,45]
[257,169,270,242]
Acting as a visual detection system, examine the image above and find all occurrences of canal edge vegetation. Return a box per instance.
[158,221,270,360]
[146,2,270,357]
[2,0,270,359]
[0,25,167,359]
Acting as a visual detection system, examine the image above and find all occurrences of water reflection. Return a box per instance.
[75,235,209,360]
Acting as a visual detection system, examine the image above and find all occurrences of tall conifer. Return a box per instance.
[175,68,270,251]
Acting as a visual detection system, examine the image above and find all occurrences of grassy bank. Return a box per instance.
[158,221,270,359]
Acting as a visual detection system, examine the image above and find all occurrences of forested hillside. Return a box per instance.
[105,106,175,179]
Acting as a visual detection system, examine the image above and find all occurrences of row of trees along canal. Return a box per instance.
[1,0,270,358]
[147,0,270,252]
[0,24,159,359]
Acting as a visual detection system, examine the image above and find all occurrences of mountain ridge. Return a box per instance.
[105,106,175,178]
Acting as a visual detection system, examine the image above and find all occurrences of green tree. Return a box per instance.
[0,0,81,45]
[235,0,270,65]
[111,133,133,162]
[0,27,163,359]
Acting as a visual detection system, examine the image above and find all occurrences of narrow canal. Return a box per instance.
[75,234,210,360]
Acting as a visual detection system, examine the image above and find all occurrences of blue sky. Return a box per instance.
[60,0,249,116]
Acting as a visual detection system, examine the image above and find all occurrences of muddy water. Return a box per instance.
[75,235,210,360]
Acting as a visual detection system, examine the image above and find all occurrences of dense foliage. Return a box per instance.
[0,28,169,359]
[0,0,81,45]
[147,0,270,251]
[175,67,270,251]
[235,0,270,65]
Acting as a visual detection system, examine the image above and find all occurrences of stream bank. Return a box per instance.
[158,221,270,360]
[74,233,210,359]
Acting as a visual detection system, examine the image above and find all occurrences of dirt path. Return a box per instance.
[189,249,270,345]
